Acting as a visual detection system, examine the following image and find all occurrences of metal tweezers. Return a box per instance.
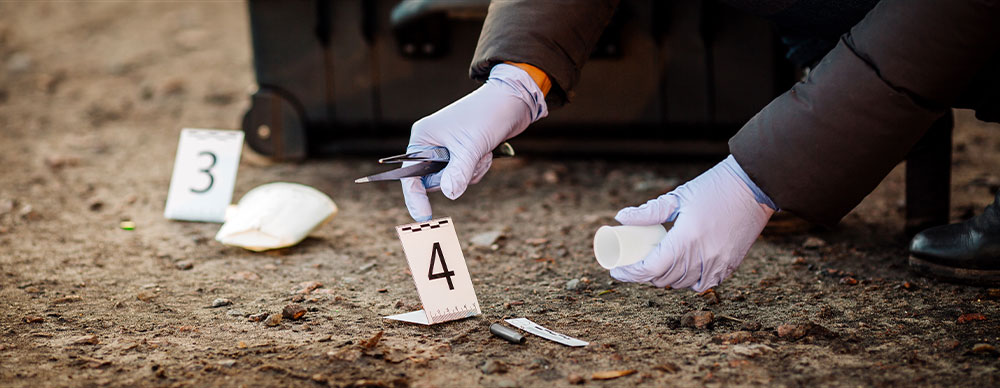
[354,142,515,183]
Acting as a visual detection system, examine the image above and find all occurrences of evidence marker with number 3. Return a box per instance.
[164,128,244,223]
[385,217,481,325]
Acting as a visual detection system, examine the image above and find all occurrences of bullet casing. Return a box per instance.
[490,323,525,344]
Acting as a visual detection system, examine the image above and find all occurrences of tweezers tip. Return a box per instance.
[354,177,369,184]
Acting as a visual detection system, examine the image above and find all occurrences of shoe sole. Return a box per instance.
[909,256,1000,287]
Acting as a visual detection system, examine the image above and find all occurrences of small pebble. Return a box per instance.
[294,281,323,294]
[161,78,186,95]
[680,310,714,329]
[226,309,245,317]
[136,292,155,303]
[70,335,99,345]
[972,343,997,354]
[700,289,720,304]
[567,374,585,384]
[525,238,548,246]
[264,314,282,327]
[776,323,834,340]
[18,205,39,221]
[958,313,987,324]
[211,298,232,308]
[175,261,194,270]
[282,304,306,320]
[802,236,827,249]
[470,230,503,247]
[565,279,581,291]
[248,312,268,322]
[715,331,754,344]
[592,369,637,380]
[217,359,236,367]
[481,360,507,375]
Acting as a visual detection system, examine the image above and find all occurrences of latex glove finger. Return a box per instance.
[690,269,724,293]
[421,170,443,192]
[615,193,681,226]
[469,153,494,185]
[439,148,482,200]
[401,176,432,222]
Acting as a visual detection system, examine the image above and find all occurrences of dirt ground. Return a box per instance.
[3,2,1000,387]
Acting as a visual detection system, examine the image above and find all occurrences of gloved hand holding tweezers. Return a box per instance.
[388,63,548,222]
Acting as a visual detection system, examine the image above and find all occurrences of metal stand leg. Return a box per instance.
[904,111,953,237]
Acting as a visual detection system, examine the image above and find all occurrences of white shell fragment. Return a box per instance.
[215,182,337,251]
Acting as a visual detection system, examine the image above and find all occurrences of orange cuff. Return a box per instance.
[504,61,551,96]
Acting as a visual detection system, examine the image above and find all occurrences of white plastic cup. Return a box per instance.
[593,225,667,269]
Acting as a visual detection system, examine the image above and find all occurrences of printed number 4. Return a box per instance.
[428,242,456,290]
[190,151,216,194]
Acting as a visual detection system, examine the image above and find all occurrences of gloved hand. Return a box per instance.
[610,155,777,292]
[402,63,548,221]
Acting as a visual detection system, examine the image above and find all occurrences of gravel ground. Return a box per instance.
[2,2,1000,387]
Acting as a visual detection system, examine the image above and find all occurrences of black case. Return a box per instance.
[241,0,793,160]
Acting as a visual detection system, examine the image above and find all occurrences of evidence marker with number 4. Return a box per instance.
[385,217,481,325]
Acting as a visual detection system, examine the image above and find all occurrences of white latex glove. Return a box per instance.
[402,63,547,221]
[610,155,777,292]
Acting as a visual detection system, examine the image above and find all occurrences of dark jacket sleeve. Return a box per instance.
[729,0,1000,226]
[470,0,620,107]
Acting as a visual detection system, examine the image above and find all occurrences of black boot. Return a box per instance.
[909,191,1000,285]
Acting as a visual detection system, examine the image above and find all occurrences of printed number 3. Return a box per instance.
[190,151,216,194]
[428,242,456,290]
